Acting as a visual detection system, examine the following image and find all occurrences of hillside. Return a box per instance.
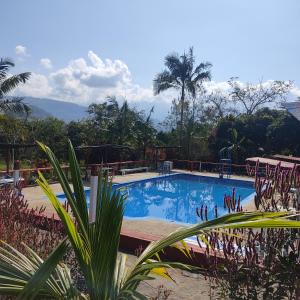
[23,97,88,122]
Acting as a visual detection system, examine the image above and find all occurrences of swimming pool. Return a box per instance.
[57,173,255,225]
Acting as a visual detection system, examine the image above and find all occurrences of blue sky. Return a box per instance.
[1,0,300,116]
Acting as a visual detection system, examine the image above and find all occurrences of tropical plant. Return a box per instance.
[0,185,64,258]
[1,141,300,299]
[0,57,31,114]
[87,97,156,155]
[153,47,212,145]
[0,240,86,299]
[226,128,245,163]
[29,117,68,159]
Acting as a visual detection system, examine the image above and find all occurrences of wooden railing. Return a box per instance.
[88,160,148,176]
[0,159,254,187]
[0,165,70,187]
[0,160,149,186]
[172,159,248,176]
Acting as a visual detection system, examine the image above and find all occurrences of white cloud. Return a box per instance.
[15,73,52,98]
[15,45,28,56]
[203,81,231,94]
[291,87,300,98]
[51,51,131,90]
[40,58,53,69]
[14,51,159,106]
[46,51,156,104]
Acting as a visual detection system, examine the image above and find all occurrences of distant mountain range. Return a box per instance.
[18,96,168,124]
[23,97,89,122]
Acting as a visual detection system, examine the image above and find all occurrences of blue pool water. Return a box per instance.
[57,173,255,225]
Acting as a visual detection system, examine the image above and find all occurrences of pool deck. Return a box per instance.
[23,169,255,238]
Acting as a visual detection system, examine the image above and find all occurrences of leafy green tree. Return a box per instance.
[208,108,300,163]
[28,117,68,159]
[266,112,300,155]
[67,120,96,148]
[154,47,212,145]
[135,106,156,159]
[0,115,29,144]
[0,115,31,170]
[87,96,120,144]
[0,58,31,114]
[111,100,135,145]
[88,98,157,153]
[227,128,246,162]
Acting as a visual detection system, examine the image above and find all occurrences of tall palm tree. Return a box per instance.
[0,57,31,114]
[153,47,212,145]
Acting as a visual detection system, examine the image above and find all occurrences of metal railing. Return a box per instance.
[172,159,248,176]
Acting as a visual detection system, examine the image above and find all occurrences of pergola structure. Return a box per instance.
[246,156,300,170]
[0,143,37,173]
[75,144,136,165]
[152,145,182,168]
[271,154,300,164]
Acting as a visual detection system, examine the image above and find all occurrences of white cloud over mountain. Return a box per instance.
[18,73,53,98]
[15,51,166,106]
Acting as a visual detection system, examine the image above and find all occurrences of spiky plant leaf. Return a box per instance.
[0,241,86,299]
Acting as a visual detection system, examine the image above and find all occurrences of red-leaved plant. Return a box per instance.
[0,185,87,292]
[196,163,300,299]
[0,185,65,258]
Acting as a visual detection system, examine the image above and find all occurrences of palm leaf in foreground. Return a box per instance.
[0,240,86,299]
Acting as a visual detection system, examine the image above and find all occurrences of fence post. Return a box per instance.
[89,165,98,223]
[13,160,20,187]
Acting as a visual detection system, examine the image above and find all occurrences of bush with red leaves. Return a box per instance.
[0,185,65,258]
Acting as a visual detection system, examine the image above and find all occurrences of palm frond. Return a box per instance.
[0,57,14,68]
[123,211,300,292]
[194,62,212,75]
[0,97,31,114]
[164,53,181,74]
[37,142,90,240]
[153,71,178,95]
[0,72,31,96]
[186,79,197,98]
[0,241,85,299]
[90,174,125,298]
[0,58,14,81]
[193,71,212,84]
[37,170,91,274]
[38,141,126,299]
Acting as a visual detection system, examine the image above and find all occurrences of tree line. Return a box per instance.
[0,51,298,167]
